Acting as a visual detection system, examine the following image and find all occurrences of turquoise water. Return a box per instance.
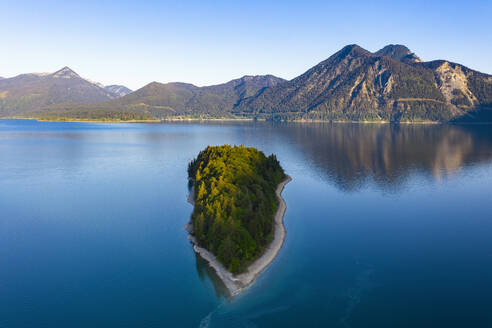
[1,119,492,327]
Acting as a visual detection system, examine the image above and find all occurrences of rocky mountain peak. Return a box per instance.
[52,66,80,79]
[375,44,422,63]
[104,85,132,97]
[336,44,372,58]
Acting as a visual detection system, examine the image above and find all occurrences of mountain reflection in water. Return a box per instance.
[276,123,492,191]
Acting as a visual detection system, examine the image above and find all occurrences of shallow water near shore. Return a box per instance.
[1,119,492,327]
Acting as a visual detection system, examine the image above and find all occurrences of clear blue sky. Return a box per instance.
[1,0,491,90]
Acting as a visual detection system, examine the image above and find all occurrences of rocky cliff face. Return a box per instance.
[435,61,478,107]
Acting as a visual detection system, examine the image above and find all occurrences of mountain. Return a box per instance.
[113,74,286,117]
[0,67,126,116]
[34,75,286,120]
[234,44,492,122]
[3,45,492,122]
[105,85,132,97]
[374,44,422,63]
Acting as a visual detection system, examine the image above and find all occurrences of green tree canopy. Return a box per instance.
[188,145,285,274]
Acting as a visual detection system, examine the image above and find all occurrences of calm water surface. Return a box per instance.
[1,119,492,327]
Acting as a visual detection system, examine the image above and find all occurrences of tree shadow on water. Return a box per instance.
[194,249,232,301]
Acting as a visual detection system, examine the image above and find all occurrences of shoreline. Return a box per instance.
[5,116,491,125]
[1,116,258,124]
[186,175,292,296]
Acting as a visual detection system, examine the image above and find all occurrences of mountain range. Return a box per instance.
[235,45,492,122]
[1,44,491,122]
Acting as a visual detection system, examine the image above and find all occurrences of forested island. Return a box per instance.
[186,145,290,295]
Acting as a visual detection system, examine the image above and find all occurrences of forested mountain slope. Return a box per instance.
[27,75,286,120]
[234,44,492,122]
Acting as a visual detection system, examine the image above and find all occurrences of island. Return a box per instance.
[185,145,291,296]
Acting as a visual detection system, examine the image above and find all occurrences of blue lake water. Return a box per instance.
[1,119,492,327]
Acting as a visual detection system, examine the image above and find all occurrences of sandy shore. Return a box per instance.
[186,175,292,296]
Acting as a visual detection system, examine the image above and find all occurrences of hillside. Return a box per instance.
[0,67,130,116]
[29,75,286,120]
[234,44,492,122]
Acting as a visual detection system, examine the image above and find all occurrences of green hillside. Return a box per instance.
[16,75,286,120]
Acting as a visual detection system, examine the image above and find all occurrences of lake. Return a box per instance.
[1,119,492,327]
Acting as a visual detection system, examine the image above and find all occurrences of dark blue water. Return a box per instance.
[1,119,492,327]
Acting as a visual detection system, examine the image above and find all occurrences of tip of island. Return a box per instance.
[185,145,291,296]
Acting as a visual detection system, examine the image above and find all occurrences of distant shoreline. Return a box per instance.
[186,175,292,297]
[2,116,476,124]
[1,116,258,123]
